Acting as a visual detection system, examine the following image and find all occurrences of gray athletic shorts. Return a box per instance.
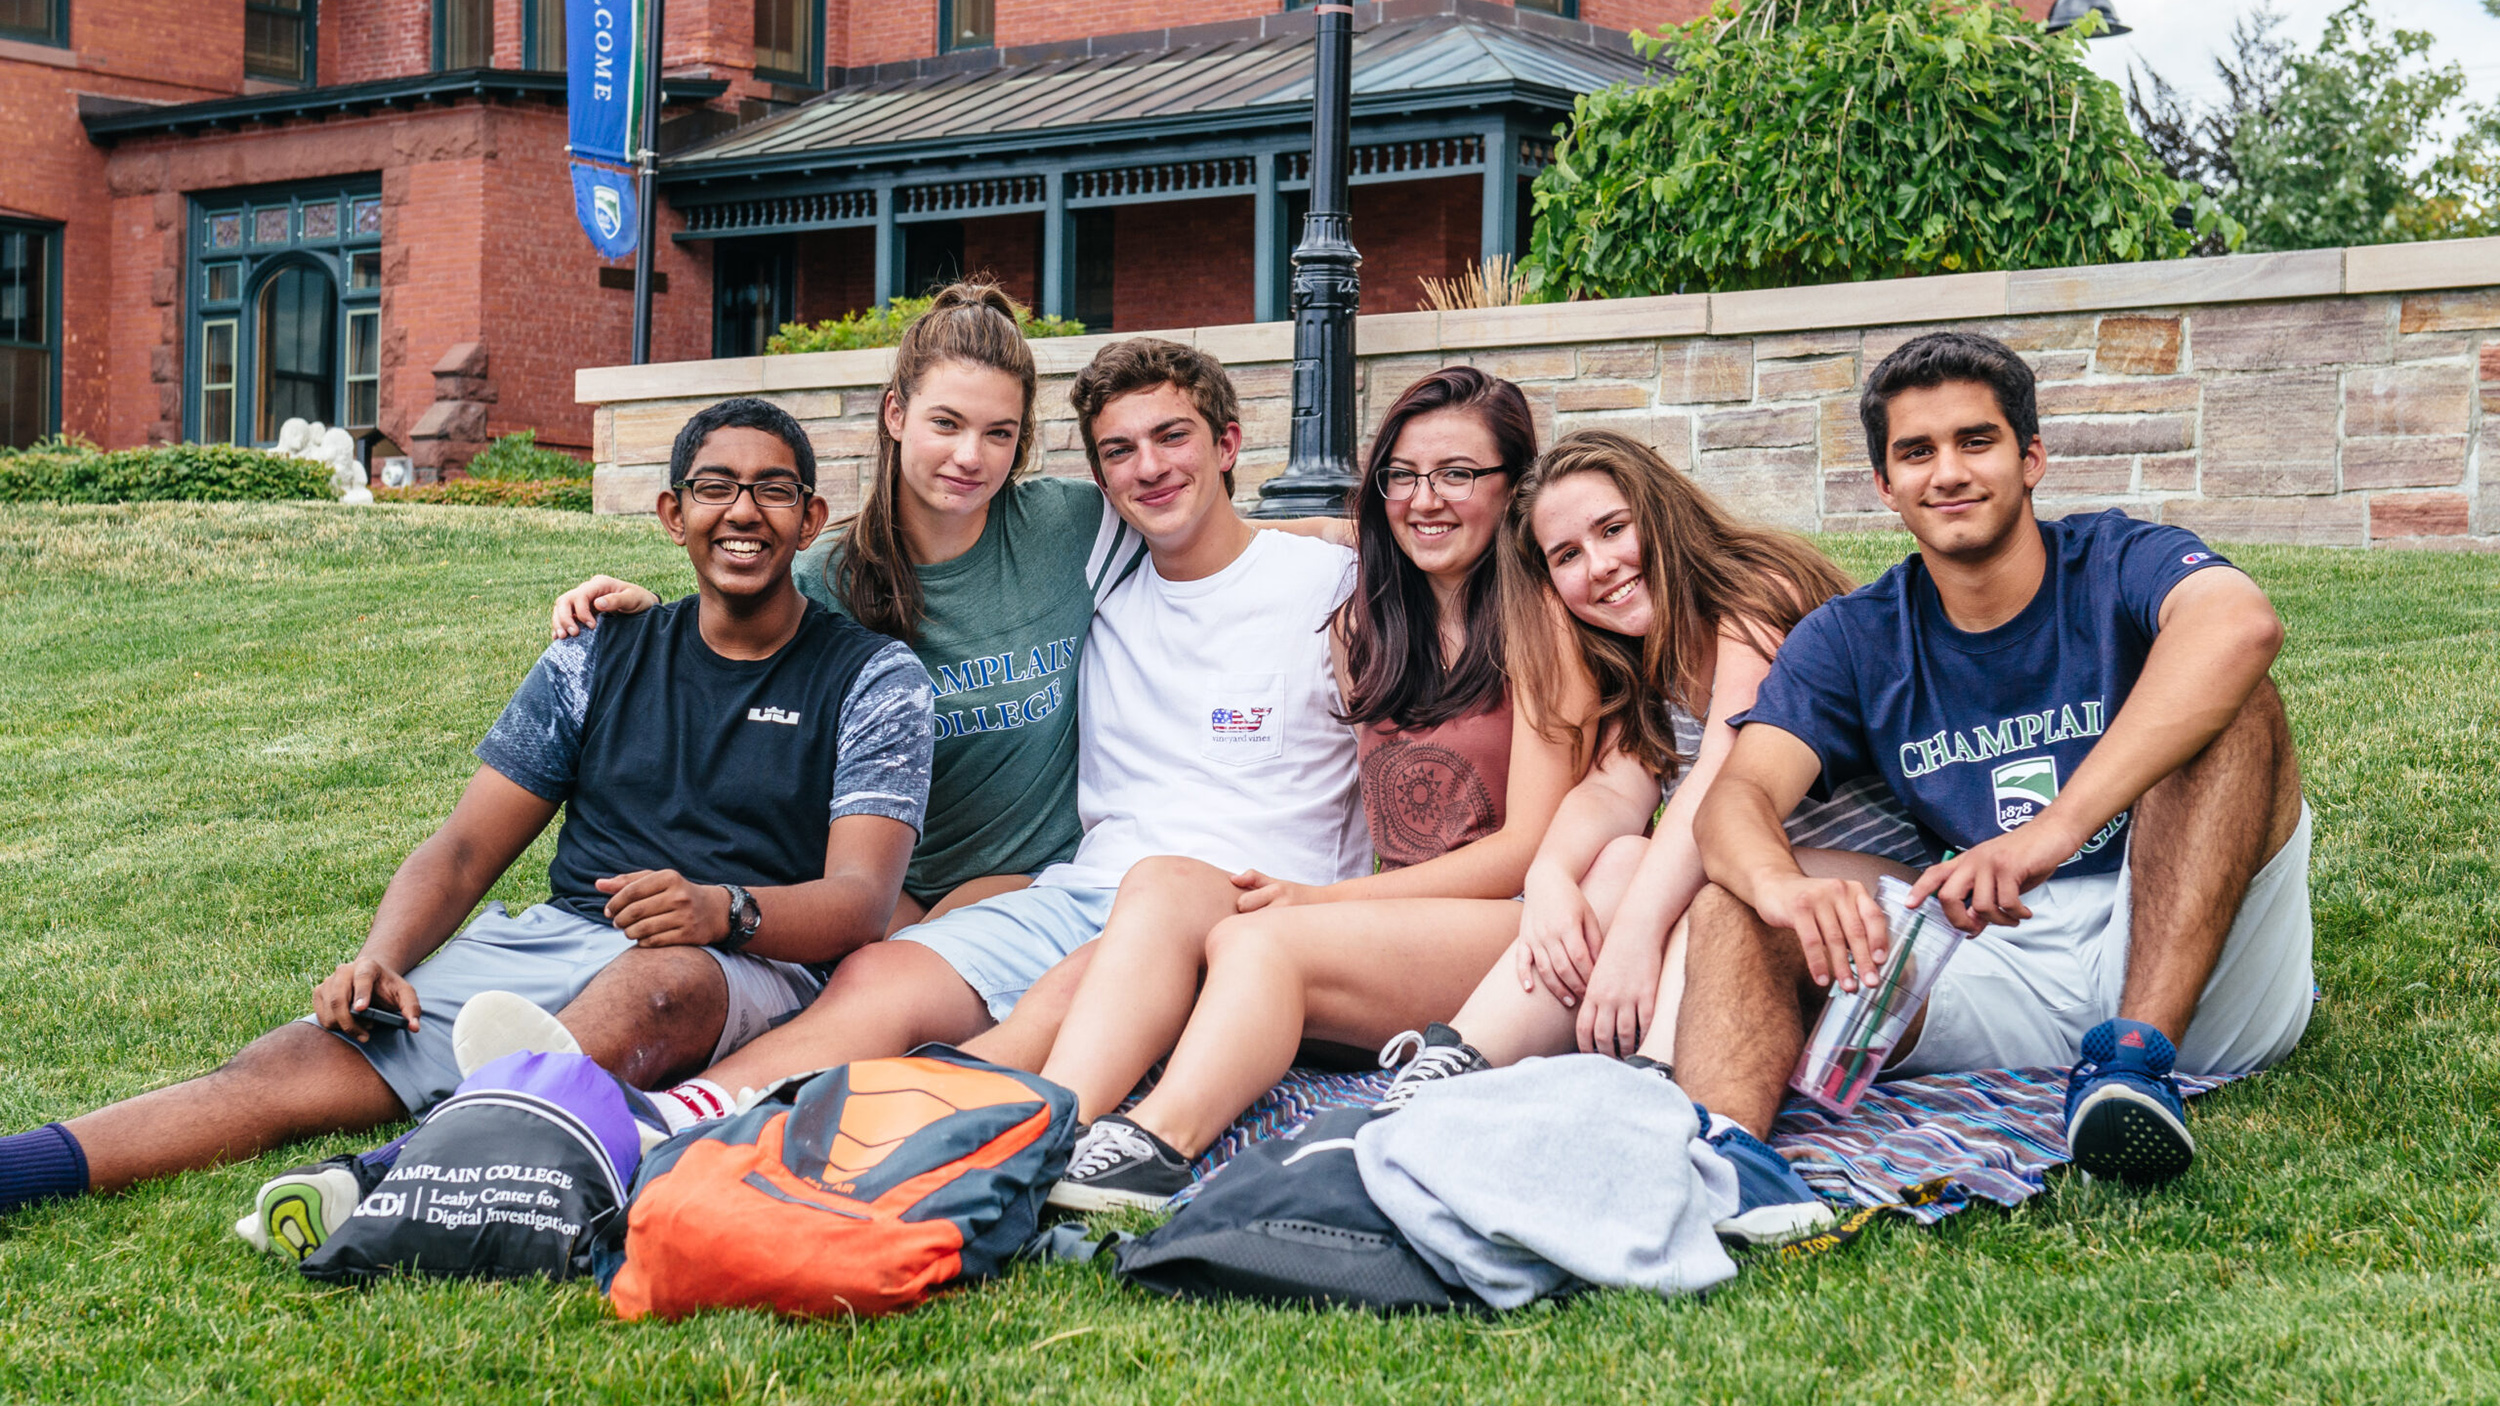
[897,882,1116,1022]
[1890,805,2315,1080]
[313,900,822,1114]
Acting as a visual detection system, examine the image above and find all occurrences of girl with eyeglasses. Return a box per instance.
[553,282,1341,961]
[1023,367,1606,1209]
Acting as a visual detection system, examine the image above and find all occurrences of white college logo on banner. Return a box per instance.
[593,185,624,239]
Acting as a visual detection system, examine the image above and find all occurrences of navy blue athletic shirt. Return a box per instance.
[476,597,934,922]
[1733,510,2230,879]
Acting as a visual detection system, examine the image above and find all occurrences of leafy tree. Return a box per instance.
[1520,0,2223,300]
[766,294,1086,355]
[2128,1,2499,251]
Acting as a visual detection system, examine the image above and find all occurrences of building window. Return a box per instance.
[753,0,818,84]
[713,238,793,359]
[524,0,563,70]
[0,0,67,47]
[436,0,492,70]
[1513,0,1579,14]
[245,0,316,84]
[939,0,992,52]
[0,221,58,449]
[190,181,382,445]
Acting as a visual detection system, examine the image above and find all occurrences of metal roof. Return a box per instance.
[667,14,1655,173]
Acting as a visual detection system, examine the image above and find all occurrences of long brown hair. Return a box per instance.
[830,280,1039,642]
[1499,429,1854,782]
[1336,367,1537,730]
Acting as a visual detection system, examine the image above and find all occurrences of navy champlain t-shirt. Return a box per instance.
[475,597,934,924]
[1731,511,2231,880]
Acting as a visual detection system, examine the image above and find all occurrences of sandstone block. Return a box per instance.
[1660,339,1753,403]
[2371,490,2469,538]
[2193,299,2389,370]
[2201,372,2338,496]
[1236,398,1293,449]
[2043,455,2135,495]
[592,463,668,516]
[1752,329,1857,360]
[1713,272,2006,337]
[1819,396,1867,471]
[2397,290,2500,333]
[2037,379,2198,416]
[1700,403,1816,450]
[2482,342,2500,384]
[1577,342,1658,380]
[2009,249,2341,314]
[2394,332,2472,362]
[2344,364,2472,438]
[1822,467,1887,515]
[2140,454,2199,493]
[1692,447,1818,531]
[1553,410,1692,468]
[774,391,844,420]
[2025,351,2093,382]
[1467,346,1576,382]
[2165,495,2366,546]
[1226,364,1294,400]
[1757,355,1857,400]
[1863,316,2095,366]
[2043,415,2195,457]
[1555,382,1653,413]
[409,400,486,442]
[432,341,488,377]
[2342,436,2466,489]
[2094,316,2181,376]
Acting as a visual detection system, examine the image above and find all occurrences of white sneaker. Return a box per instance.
[451,990,581,1078]
[234,1160,368,1261]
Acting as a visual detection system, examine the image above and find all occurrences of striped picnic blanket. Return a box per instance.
[1172,1063,2234,1221]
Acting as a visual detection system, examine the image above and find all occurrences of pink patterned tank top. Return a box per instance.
[1355,695,1514,870]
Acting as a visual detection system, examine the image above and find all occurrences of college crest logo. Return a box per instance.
[593,185,624,240]
[1991,756,2058,832]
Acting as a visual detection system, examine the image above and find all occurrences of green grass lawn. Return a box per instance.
[1,501,2496,1404]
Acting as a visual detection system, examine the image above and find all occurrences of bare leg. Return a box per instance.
[1632,915,1691,1068]
[959,942,1094,1072]
[1126,899,1526,1157]
[554,945,729,1090]
[1034,857,1248,1123]
[2117,679,2305,1041]
[1674,848,1918,1138]
[697,940,991,1094]
[1442,834,1649,1066]
[64,1023,406,1194]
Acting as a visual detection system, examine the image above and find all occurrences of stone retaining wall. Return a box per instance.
[580,236,2500,547]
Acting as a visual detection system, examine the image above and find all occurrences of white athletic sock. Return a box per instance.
[654,1078,732,1133]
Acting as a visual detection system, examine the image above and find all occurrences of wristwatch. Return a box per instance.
[717,883,761,952]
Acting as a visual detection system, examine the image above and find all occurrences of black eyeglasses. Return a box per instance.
[1377,466,1499,502]
[678,477,811,509]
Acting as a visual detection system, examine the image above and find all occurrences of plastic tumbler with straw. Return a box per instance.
[1789,875,1961,1115]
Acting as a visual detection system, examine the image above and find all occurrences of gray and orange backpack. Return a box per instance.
[604,1045,1078,1320]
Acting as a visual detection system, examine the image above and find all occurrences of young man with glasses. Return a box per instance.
[0,398,934,1248]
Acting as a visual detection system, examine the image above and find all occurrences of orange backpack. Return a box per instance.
[606,1046,1077,1321]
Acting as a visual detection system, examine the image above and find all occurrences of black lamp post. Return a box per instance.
[629,0,668,365]
[1251,3,1361,519]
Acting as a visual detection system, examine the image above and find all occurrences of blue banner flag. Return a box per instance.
[566,0,651,259]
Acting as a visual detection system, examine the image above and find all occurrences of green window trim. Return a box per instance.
[0,0,69,48]
[752,0,822,86]
[244,0,317,85]
[523,0,563,71]
[938,0,992,53]
[0,218,60,450]
[186,180,382,446]
[434,0,492,71]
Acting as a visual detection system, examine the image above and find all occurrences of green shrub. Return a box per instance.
[0,440,336,504]
[374,477,593,512]
[1522,0,2233,301]
[765,294,1090,355]
[464,430,589,482]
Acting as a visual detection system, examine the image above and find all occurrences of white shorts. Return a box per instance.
[1890,806,2315,1079]
[318,901,822,1113]
[896,882,1116,1022]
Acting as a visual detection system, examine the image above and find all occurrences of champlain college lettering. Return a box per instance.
[1896,702,2106,779]
[929,636,1081,741]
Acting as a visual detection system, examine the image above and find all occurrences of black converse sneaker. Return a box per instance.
[1373,1022,1490,1111]
[1046,1115,1194,1212]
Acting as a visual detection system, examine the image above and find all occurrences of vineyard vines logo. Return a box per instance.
[1991,757,2059,833]
[747,706,800,725]
[593,185,623,240]
[1209,706,1274,734]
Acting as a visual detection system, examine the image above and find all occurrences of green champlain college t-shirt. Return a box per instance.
[792,475,1144,901]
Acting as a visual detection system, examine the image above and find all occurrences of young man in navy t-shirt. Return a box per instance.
[0,398,933,1248]
[1679,332,2311,1242]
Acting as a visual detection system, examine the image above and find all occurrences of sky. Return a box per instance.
[2078,0,2500,116]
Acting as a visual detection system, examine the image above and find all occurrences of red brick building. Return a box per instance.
[0,0,2045,465]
